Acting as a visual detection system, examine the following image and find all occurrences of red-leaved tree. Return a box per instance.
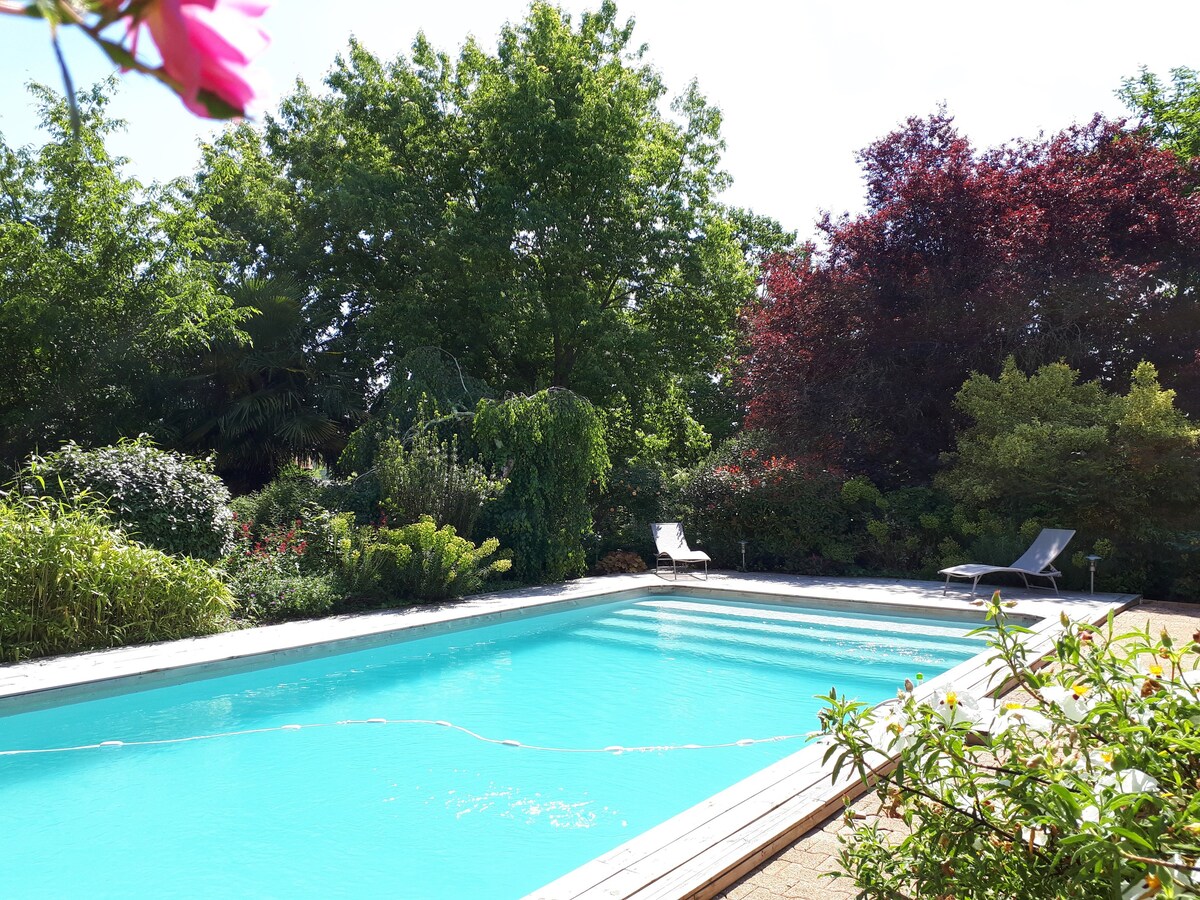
[743,112,1200,483]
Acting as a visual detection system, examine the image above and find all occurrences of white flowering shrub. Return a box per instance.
[820,596,1200,899]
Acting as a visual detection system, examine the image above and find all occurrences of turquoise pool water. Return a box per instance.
[0,594,989,898]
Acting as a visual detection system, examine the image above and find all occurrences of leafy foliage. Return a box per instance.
[227,568,340,624]
[840,477,957,576]
[592,461,670,561]
[222,518,339,622]
[228,466,329,537]
[473,389,609,580]
[337,348,494,478]
[0,84,243,468]
[160,277,363,491]
[0,492,233,662]
[1120,66,1200,163]
[195,2,770,466]
[676,433,852,572]
[27,438,236,561]
[743,112,1200,483]
[937,359,1200,597]
[376,430,504,540]
[822,600,1200,899]
[332,516,510,603]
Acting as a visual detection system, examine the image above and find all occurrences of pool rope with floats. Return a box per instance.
[0,717,815,756]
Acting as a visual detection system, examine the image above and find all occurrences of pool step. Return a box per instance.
[635,599,983,641]
[569,621,967,683]
[600,607,984,657]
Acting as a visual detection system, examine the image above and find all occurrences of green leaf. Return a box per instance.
[96,38,139,71]
[194,88,242,120]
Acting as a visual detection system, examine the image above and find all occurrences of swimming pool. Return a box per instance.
[0,591,993,898]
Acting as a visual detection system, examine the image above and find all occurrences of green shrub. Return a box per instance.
[473,389,610,580]
[376,430,503,539]
[0,493,233,661]
[228,466,349,577]
[841,478,956,576]
[228,465,327,534]
[27,438,235,561]
[222,515,341,622]
[592,462,669,562]
[333,516,511,604]
[317,474,382,526]
[225,566,340,623]
[937,359,1200,597]
[676,433,853,572]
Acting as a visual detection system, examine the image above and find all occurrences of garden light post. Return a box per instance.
[1085,555,1101,594]
[739,540,747,572]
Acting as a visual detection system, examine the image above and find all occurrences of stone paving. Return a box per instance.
[717,600,1200,900]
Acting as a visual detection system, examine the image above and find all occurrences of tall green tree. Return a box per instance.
[1119,66,1200,162]
[0,83,242,468]
[195,2,775,464]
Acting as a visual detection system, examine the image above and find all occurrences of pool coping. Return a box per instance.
[0,572,1137,897]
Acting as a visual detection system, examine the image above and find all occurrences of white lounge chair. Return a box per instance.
[939,528,1075,596]
[651,523,710,580]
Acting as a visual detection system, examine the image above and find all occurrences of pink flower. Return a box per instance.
[113,0,270,118]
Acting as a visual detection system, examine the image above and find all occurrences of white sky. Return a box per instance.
[2,0,1199,238]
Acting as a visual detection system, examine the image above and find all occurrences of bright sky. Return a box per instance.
[2,1,1199,238]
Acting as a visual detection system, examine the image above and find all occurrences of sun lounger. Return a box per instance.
[939,528,1075,596]
[651,523,710,580]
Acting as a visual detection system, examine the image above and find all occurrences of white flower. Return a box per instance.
[1098,767,1159,795]
[1168,854,1198,889]
[993,701,1052,735]
[1086,748,1117,772]
[1114,768,1159,795]
[1021,824,1049,848]
[867,702,917,752]
[929,687,985,728]
[1079,804,1101,825]
[1041,684,1093,723]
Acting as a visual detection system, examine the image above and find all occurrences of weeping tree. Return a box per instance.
[473,389,609,580]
